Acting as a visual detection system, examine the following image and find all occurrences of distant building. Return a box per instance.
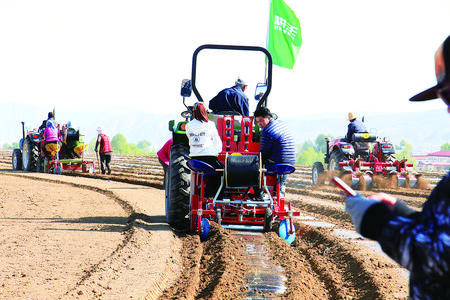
[412,150,450,171]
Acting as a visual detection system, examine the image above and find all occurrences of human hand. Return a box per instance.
[345,193,378,234]
[368,193,397,210]
[368,193,415,217]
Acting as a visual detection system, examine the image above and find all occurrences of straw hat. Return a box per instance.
[348,112,357,121]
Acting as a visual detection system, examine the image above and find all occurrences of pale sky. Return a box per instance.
[1,0,450,119]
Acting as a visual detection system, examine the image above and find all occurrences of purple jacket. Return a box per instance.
[44,125,58,142]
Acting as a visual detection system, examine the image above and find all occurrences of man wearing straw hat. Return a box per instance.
[344,112,367,142]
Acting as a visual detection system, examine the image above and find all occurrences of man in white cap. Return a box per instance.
[344,112,366,142]
[95,126,113,175]
[209,77,249,116]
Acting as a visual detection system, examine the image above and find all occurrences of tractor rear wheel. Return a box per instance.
[12,149,23,170]
[312,162,325,185]
[329,150,346,173]
[165,143,191,231]
[22,138,39,172]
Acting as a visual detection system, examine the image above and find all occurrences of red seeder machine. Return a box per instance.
[165,45,299,243]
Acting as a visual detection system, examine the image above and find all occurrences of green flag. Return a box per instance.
[267,0,302,69]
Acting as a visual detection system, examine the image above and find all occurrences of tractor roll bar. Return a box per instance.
[191,44,273,108]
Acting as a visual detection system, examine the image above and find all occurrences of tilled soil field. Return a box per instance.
[0,149,444,299]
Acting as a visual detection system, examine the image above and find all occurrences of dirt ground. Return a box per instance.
[0,149,435,299]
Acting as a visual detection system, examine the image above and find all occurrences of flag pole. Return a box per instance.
[265,0,272,84]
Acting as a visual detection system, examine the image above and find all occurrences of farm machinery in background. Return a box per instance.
[12,119,95,174]
[312,133,422,189]
[165,44,299,244]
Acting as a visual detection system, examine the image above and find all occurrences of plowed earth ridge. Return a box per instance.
[0,149,443,299]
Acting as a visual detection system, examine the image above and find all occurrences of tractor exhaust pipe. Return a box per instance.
[21,122,25,144]
[325,137,331,163]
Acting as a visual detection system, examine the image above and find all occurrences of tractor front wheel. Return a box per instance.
[312,162,325,185]
[12,149,23,170]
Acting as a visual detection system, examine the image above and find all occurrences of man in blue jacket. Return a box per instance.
[345,34,450,299]
[345,112,367,142]
[209,77,249,116]
[254,106,296,197]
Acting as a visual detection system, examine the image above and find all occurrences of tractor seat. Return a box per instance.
[265,164,296,176]
[351,132,375,152]
[353,142,370,151]
[187,159,222,175]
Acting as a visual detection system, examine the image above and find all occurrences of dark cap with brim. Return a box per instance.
[410,35,450,102]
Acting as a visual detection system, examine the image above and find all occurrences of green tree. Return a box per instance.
[2,142,19,149]
[314,134,330,153]
[88,138,97,152]
[441,143,450,151]
[296,146,324,165]
[111,134,129,154]
[300,140,315,152]
[400,139,412,149]
[137,140,152,153]
[396,139,417,167]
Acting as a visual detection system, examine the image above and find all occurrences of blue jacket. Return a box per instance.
[345,119,367,142]
[209,85,249,116]
[361,172,450,299]
[259,119,296,166]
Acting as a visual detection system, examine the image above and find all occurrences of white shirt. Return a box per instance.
[186,119,222,157]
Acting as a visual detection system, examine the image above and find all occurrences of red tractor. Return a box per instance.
[165,44,299,243]
[312,133,421,189]
[12,120,95,174]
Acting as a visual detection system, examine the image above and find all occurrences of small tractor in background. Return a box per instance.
[165,44,299,243]
[312,132,422,189]
[12,119,95,174]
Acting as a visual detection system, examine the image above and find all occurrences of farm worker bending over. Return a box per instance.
[344,112,367,142]
[42,119,61,159]
[157,138,173,187]
[344,34,450,299]
[95,126,113,175]
[254,106,296,198]
[209,77,250,116]
[186,102,223,199]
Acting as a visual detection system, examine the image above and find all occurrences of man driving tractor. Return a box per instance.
[344,112,367,142]
[209,77,250,116]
